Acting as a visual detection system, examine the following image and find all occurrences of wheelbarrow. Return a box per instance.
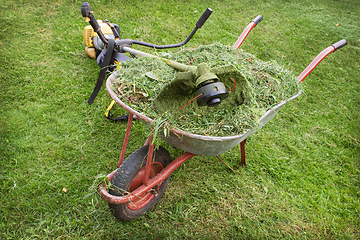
[80,2,347,221]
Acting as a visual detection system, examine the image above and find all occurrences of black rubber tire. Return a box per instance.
[108,145,172,221]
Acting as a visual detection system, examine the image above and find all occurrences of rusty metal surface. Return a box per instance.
[106,72,302,156]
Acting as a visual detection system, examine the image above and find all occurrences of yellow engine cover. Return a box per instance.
[85,46,97,59]
[83,20,113,47]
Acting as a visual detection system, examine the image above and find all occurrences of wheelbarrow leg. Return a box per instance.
[117,112,134,167]
[240,139,247,167]
[216,156,234,172]
[143,135,155,186]
[216,138,247,170]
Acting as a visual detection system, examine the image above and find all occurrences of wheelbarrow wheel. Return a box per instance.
[108,145,172,221]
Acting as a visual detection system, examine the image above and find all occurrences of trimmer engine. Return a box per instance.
[83,20,118,59]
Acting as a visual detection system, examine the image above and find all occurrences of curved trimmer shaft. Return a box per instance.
[132,8,213,49]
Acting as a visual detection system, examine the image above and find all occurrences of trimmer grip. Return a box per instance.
[81,2,91,17]
[81,2,101,32]
[332,39,347,51]
[196,8,213,28]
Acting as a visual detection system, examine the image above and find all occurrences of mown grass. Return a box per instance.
[0,0,359,239]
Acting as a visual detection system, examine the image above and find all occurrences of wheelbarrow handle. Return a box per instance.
[233,15,263,49]
[332,39,347,51]
[252,15,263,25]
[297,39,347,83]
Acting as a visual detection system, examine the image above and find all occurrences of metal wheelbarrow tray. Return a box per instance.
[80,2,347,221]
[100,39,346,221]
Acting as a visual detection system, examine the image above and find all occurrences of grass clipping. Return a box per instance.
[111,43,300,137]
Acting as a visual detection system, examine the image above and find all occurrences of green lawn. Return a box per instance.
[1,0,359,239]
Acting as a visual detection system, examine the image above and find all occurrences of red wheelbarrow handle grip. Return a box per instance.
[233,15,263,49]
[297,39,347,83]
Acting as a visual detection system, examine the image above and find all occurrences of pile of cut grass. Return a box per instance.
[111,43,300,136]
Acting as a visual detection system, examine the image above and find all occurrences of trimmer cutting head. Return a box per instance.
[196,82,229,107]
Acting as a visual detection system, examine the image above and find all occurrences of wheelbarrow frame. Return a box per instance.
[98,27,347,206]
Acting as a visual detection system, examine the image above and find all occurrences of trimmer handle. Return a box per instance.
[132,7,213,49]
[81,2,91,18]
[81,2,99,31]
[196,8,213,28]
[81,2,108,44]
